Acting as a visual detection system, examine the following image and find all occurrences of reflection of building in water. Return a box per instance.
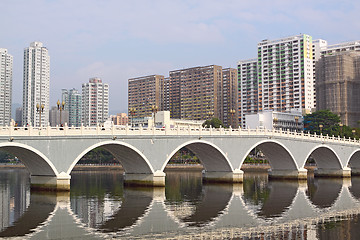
[0,170,30,232]
[71,195,121,228]
[0,186,10,231]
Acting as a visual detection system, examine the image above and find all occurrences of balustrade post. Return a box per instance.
[80,123,84,135]
[47,124,50,136]
[177,125,180,135]
[64,122,68,135]
[125,125,129,135]
[139,125,143,135]
[28,124,33,136]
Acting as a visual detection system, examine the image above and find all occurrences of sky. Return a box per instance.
[1,0,360,114]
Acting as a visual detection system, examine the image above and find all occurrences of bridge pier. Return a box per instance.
[314,167,351,178]
[268,168,308,180]
[30,173,71,191]
[202,169,244,183]
[123,170,166,187]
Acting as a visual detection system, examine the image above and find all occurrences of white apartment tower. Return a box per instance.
[238,34,315,127]
[238,58,259,127]
[0,49,13,126]
[22,42,50,127]
[82,77,109,126]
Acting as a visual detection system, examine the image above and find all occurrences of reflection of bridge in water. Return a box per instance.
[2,178,360,239]
[0,125,359,190]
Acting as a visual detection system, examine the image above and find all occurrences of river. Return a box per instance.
[1,168,360,239]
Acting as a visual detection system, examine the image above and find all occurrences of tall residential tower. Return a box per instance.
[238,34,314,127]
[0,48,13,126]
[82,77,109,126]
[22,42,50,127]
[62,88,82,127]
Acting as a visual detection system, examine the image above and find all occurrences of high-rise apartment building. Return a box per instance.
[22,42,50,127]
[312,40,360,108]
[62,88,82,127]
[82,77,109,126]
[221,68,239,127]
[169,65,222,120]
[238,59,260,127]
[128,75,164,118]
[238,34,314,127]
[0,48,13,126]
[128,65,238,127]
[316,51,360,127]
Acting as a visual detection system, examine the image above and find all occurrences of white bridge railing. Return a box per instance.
[1,124,359,146]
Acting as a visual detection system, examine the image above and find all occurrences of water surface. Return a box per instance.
[1,168,360,239]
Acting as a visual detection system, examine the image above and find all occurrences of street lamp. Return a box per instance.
[352,129,356,137]
[319,124,323,134]
[151,105,158,128]
[129,108,136,127]
[229,109,236,128]
[36,103,45,127]
[57,100,66,127]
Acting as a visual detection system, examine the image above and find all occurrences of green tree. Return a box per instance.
[304,110,341,136]
[202,118,224,128]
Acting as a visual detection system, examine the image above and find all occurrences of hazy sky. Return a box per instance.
[1,0,359,114]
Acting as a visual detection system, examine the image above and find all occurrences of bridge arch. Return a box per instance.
[303,145,342,170]
[0,142,58,176]
[240,140,298,171]
[161,140,233,172]
[346,149,360,169]
[68,141,154,175]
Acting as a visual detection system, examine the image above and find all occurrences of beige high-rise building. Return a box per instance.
[169,65,222,121]
[221,68,239,127]
[128,75,164,118]
[128,65,238,127]
[316,51,360,127]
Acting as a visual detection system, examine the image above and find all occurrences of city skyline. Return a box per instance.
[1,1,360,113]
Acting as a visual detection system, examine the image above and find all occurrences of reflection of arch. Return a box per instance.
[306,178,342,208]
[243,181,298,219]
[165,184,233,227]
[304,145,342,169]
[0,142,58,176]
[349,177,360,199]
[162,140,233,172]
[0,193,57,237]
[240,140,298,170]
[68,141,154,174]
[98,189,153,232]
[347,150,360,169]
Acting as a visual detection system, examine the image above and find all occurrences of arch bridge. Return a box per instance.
[0,124,359,190]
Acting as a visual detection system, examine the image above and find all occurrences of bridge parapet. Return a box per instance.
[2,124,359,146]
